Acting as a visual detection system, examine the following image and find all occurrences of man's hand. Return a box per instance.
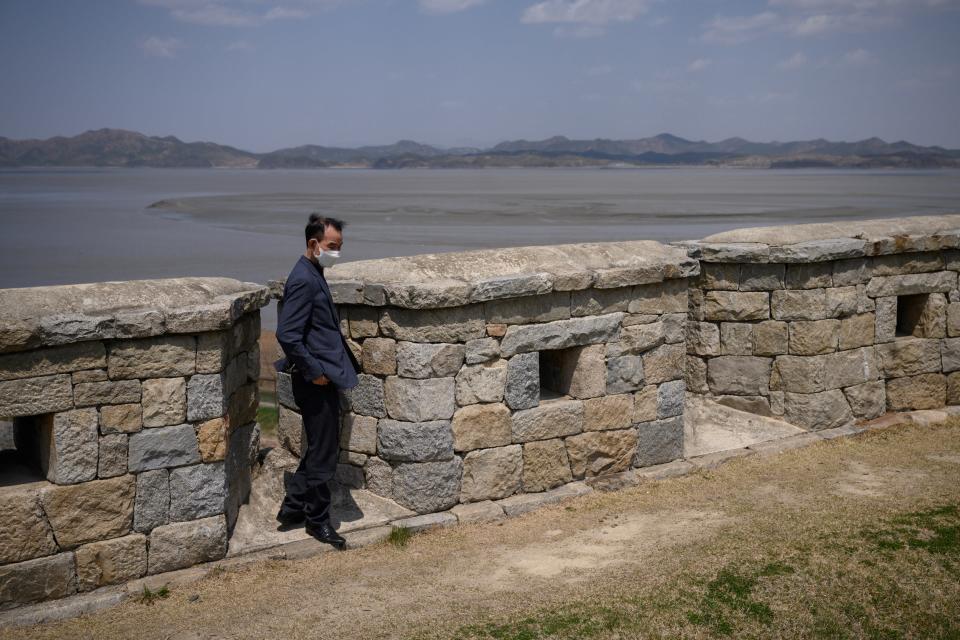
[312,375,330,386]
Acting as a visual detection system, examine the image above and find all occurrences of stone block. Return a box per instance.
[825,286,860,318]
[276,371,297,410]
[41,408,99,485]
[771,355,824,393]
[684,355,709,394]
[340,413,378,455]
[739,263,784,291]
[686,322,720,356]
[663,313,686,344]
[464,337,500,364]
[703,291,769,322]
[186,373,226,422]
[632,385,659,423]
[499,313,623,357]
[197,416,228,462]
[364,457,393,498]
[876,338,942,378]
[345,373,387,418]
[570,287,632,317]
[606,355,645,394]
[391,458,463,514]
[347,306,380,338]
[361,337,397,375]
[872,252,945,276]
[543,344,606,399]
[107,335,196,380]
[472,273,552,301]
[789,319,840,355]
[0,342,105,382]
[771,289,827,321]
[486,291,570,324]
[379,306,486,343]
[0,485,58,565]
[40,475,135,548]
[278,404,304,456]
[455,360,507,405]
[451,403,512,451]
[707,356,771,396]
[865,271,957,298]
[0,553,76,607]
[785,263,833,289]
[699,262,739,290]
[0,374,73,417]
[487,323,507,337]
[511,399,583,442]
[98,434,128,479]
[75,533,147,592]
[839,314,876,350]
[99,403,142,435]
[832,258,871,286]
[657,380,686,419]
[147,515,227,574]
[522,438,573,492]
[451,500,505,524]
[947,372,960,405]
[720,322,754,355]
[634,416,683,467]
[128,423,201,472]
[783,390,853,430]
[886,373,946,411]
[583,393,633,431]
[908,293,948,338]
[642,343,685,384]
[169,462,226,521]
[134,469,169,533]
[606,321,665,357]
[395,342,465,379]
[714,395,772,416]
[72,369,107,383]
[460,444,523,502]
[823,348,880,389]
[74,379,141,407]
[753,321,789,356]
[942,337,960,372]
[843,381,886,420]
[504,352,540,410]
[377,419,454,462]
[392,511,457,533]
[565,428,638,479]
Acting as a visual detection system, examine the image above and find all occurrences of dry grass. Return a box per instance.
[4,419,960,640]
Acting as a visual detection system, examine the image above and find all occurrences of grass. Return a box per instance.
[387,525,413,548]
[256,404,278,438]
[136,586,169,606]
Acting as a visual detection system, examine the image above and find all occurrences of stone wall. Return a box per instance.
[272,241,699,514]
[681,215,960,429]
[0,278,269,609]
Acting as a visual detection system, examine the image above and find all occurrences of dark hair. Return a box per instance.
[305,213,345,244]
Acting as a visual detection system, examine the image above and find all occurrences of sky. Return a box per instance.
[1,0,959,151]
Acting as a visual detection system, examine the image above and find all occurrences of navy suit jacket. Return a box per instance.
[274,255,360,390]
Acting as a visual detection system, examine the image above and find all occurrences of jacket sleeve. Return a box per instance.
[276,277,326,382]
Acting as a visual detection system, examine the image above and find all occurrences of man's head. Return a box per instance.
[304,214,345,266]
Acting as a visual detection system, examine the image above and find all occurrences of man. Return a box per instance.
[274,213,360,550]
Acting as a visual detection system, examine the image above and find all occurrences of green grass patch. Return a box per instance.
[137,585,170,605]
[862,504,959,557]
[257,405,278,437]
[388,525,413,548]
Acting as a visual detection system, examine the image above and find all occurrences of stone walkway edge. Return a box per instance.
[2,406,956,630]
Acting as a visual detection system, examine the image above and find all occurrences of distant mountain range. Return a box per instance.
[2,128,959,169]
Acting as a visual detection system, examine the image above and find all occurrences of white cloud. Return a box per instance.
[701,11,780,45]
[139,1,344,27]
[686,58,712,72]
[521,0,655,25]
[778,51,808,69]
[419,0,486,14]
[841,47,875,66]
[553,24,606,37]
[140,36,184,58]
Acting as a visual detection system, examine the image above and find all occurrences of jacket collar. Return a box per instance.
[298,255,340,324]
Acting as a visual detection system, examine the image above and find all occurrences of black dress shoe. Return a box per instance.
[305,521,346,550]
[276,509,305,531]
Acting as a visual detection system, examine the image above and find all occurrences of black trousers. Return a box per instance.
[280,374,340,527]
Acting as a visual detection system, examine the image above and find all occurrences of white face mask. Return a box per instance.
[314,248,340,268]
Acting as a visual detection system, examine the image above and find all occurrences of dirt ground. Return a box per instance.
[4,419,960,640]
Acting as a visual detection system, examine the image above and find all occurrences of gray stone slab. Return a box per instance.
[128,423,201,472]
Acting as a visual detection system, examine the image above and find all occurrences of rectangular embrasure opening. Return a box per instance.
[896,294,928,337]
[0,415,46,487]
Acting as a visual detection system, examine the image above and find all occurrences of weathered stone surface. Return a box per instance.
[877,338,942,378]
[739,263,784,291]
[872,252,945,276]
[942,337,960,372]
[504,352,540,410]
[72,368,107,383]
[363,456,393,498]
[606,355,645,394]
[340,413,378,455]
[487,323,508,337]
[783,390,853,430]
[570,287,631,317]
[382,376,456,421]
[346,306,380,338]
[460,444,522,502]
[451,500,505,523]
[823,348,880,389]
[345,373,387,418]
[452,403,512,451]
[74,379,141,407]
[886,373,946,411]
[949,302,960,338]
[379,306,486,342]
[686,322,720,356]
[40,475,135,548]
[134,469,169,533]
[41,408,98,485]
[392,511,456,532]
[833,258,871,286]
[875,297,897,343]
[684,355,709,394]
[948,372,960,405]
[511,399,583,442]
[276,371,297,410]
[75,533,147,592]
[843,381,886,420]
[107,335,196,380]
[395,342,465,379]
[634,416,683,467]
[789,319,840,355]
[632,385,658,423]
[486,291,570,324]
[99,403,142,435]
[186,373,226,422]
[771,289,827,321]
[0,485,58,565]
[377,419,454,462]
[464,337,500,364]
[642,344,685,384]
[0,342,105,382]
[0,553,76,607]
[98,434,128,479]
[128,423,201,472]
[497,482,592,516]
[865,271,956,298]
[657,380,686,419]
[720,322,754,355]
[825,286,860,318]
[522,438,572,492]
[0,374,73,416]
[707,356,771,396]
[542,344,606,399]
[786,263,833,289]
[769,237,866,263]
[391,458,463,514]
[361,337,397,375]
[907,293,948,338]
[168,462,226,521]
[699,262,739,290]
[703,291,769,322]
[607,321,665,357]
[629,280,686,314]
[147,515,227,574]
[472,273,552,301]
[752,320,789,356]
[840,313,876,350]
[195,330,231,374]
[500,313,623,357]
[196,416,228,462]
[565,428,637,478]
[583,394,633,431]
[455,359,507,405]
